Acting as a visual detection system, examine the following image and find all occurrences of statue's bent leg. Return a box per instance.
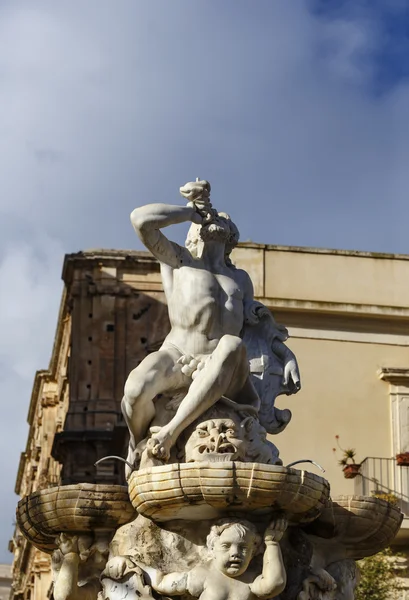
[150,335,248,459]
[121,349,183,474]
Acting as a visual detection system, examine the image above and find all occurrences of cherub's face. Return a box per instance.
[212,528,255,578]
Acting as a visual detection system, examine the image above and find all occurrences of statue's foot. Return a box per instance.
[146,431,173,462]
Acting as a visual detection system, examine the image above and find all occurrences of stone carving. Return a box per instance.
[302,495,403,561]
[16,483,136,553]
[243,307,300,434]
[146,517,286,599]
[103,518,286,600]
[128,462,330,522]
[51,533,109,600]
[183,416,278,464]
[297,560,359,600]
[100,563,155,600]
[15,179,404,600]
[121,178,301,475]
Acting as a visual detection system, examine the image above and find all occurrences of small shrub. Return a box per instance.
[355,548,400,600]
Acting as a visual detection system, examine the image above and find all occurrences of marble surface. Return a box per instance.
[121,179,301,476]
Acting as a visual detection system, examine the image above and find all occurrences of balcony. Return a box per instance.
[355,456,409,544]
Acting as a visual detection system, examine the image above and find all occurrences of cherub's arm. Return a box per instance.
[53,535,99,600]
[249,517,287,600]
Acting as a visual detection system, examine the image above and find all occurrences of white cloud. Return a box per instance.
[0,235,62,560]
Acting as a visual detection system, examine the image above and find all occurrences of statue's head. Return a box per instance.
[206,519,261,578]
[185,212,240,260]
[184,418,246,462]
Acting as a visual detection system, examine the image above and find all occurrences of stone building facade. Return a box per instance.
[10,249,170,599]
[10,244,409,599]
[0,564,12,600]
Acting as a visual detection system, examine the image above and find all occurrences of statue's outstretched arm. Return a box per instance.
[250,518,287,599]
[130,203,200,267]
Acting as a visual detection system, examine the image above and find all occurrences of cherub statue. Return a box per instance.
[122,179,300,475]
[132,517,288,600]
[51,533,109,600]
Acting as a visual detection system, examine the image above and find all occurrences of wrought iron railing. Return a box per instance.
[355,456,409,516]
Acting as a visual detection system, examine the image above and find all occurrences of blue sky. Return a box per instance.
[0,0,408,562]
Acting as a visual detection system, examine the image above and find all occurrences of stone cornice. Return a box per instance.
[378,368,409,386]
[27,371,50,425]
[61,249,159,287]
[238,242,409,262]
[261,297,409,320]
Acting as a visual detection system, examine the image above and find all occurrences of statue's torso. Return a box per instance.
[197,567,257,600]
[163,264,244,356]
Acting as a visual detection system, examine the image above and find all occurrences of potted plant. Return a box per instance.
[396,452,409,466]
[333,436,361,479]
[339,449,361,479]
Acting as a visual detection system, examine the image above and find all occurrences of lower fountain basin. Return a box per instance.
[17,483,136,553]
[303,494,403,559]
[128,461,330,522]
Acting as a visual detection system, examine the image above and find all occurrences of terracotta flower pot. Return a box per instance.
[396,453,409,466]
[343,464,361,479]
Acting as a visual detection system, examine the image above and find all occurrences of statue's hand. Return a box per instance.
[174,354,206,379]
[180,179,215,222]
[283,355,301,394]
[180,179,210,204]
[264,516,288,543]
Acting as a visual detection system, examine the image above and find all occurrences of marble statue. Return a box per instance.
[183,416,279,464]
[103,517,287,600]
[51,533,109,600]
[146,517,287,600]
[16,178,403,600]
[121,179,300,475]
[297,560,359,600]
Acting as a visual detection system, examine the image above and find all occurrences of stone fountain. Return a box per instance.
[16,179,403,600]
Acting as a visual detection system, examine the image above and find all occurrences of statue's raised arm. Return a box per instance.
[130,179,212,268]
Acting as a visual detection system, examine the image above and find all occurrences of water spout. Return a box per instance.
[286,459,325,473]
[95,455,135,472]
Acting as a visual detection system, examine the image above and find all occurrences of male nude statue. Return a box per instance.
[122,179,293,474]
